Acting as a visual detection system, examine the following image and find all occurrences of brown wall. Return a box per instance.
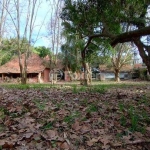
[43,68,50,82]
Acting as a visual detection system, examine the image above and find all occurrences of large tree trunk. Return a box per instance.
[81,49,92,86]
[18,53,27,84]
[20,68,27,84]
[50,69,57,84]
[21,73,27,84]
[81,61,92,85]
[114,69,120,82]
[133,38,150,74]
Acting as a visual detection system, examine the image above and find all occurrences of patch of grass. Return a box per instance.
[71,84,87,93]
[72,85,78,93]
[51,140,57,148]
[118,102,125,112]
[79,86,87,92]
[116,132,123,140]
[33,99,46,110]
[120,116,127,126]
[129,114,139,132]
[80,98,88,106]
[87,104,98,113]
[63,111,80,124]
[0,108,6,119]
[0,108,6,132]
[2,83,56,90]
[128,106,139,131]
[81,117,88,121]
[3,84,30,89]
[10,112,19,118]
[119,104,149,133]
[63,115,75,123]
[138,95,149,105]
[140,110,150,123]
[42,122,53,130]
[56,102,64,109]
[89,85,107,94]
[0,124,5,132]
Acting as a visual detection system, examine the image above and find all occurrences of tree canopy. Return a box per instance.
[34,46,51,58]
[61,0,150,74]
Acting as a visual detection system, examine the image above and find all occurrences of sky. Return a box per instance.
[30,1,53,47]
[31,0,64,48]
[3,0,62,48]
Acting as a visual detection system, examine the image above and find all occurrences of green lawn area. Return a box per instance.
[0,81,150,149]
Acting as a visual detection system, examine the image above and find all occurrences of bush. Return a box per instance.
[132,68,148,80]
[139,68,148,80]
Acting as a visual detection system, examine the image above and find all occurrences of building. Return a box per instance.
[0,53,51,83]
[99,65,132,80]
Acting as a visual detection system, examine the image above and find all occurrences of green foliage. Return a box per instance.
[61,32,82,72]
[139,68,148,80]
[0,51,13,65]
[0,38,33,65]
[60,0,148,72]
[34,46,51,58]
[132,68,148,80]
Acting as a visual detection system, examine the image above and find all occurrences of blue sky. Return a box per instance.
[6,0,59,48]
[32,0,63,48]
[31,1,52,47]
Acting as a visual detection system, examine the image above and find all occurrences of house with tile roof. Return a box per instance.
[0,53,51,83]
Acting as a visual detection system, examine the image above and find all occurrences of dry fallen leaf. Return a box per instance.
[46,130,58,139]
[72,120,81,131]
[87,138,99,146]
[80,125,90,134]
[59,142,70,149]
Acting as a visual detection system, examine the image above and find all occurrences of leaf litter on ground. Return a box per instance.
[0,84,150,149]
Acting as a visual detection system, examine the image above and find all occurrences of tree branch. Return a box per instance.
[111,26,150,46]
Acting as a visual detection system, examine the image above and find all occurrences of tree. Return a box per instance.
[61,25,101,85]
[61,28,83,71]
[0,0,11,64]
[0,0,10,46]
[0,38,30,65]
[34,46,51,58]
[3,0,45,84]
[46,0,64,84]
[110,43,132,82]
[60,0,150,80]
